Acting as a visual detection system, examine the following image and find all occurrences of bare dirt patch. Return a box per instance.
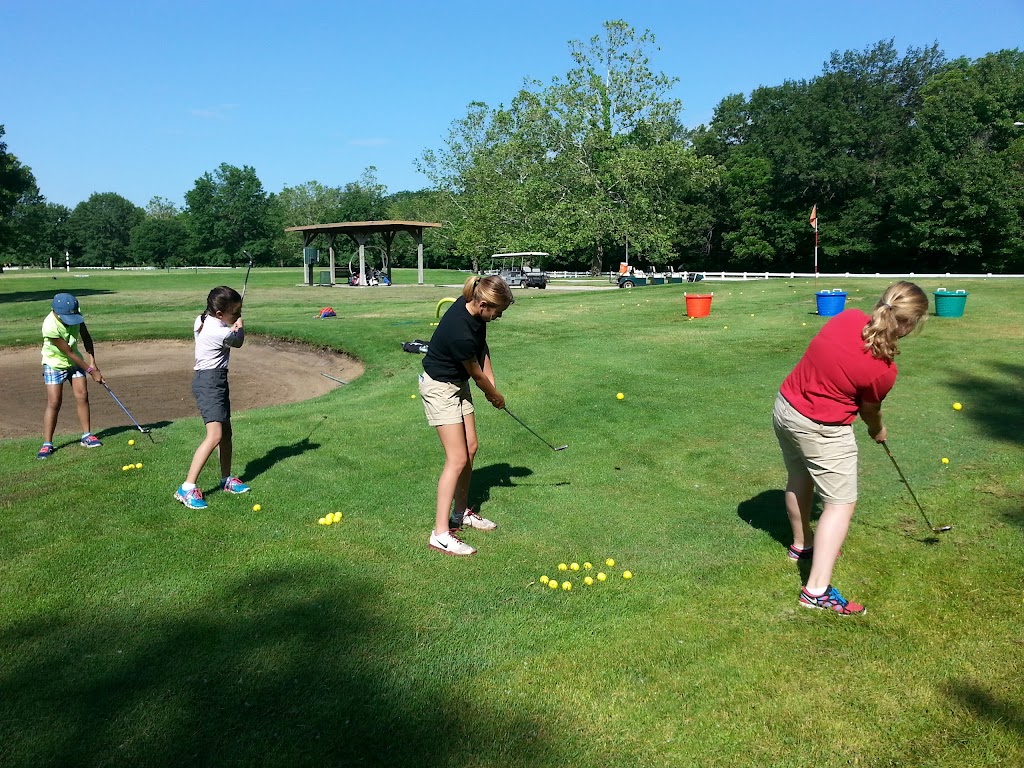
[0,338,363,440]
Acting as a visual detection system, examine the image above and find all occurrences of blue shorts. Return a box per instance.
[43,365,86,385]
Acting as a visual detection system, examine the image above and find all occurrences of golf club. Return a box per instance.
[241,251,254,301]
[101,382,155,441]
[881,441,952,533]
[321,372,348,385]
[503,407,568,452]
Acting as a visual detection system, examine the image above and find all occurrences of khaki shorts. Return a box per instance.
[773,392,858,504]
[419,371,474,426]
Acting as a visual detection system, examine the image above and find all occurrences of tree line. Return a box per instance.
[1,21,1022,274]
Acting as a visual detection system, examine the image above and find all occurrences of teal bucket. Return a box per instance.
[934,289,968,318]
[815,289,847,317]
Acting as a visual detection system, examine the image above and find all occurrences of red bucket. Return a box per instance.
[685,292,713,318]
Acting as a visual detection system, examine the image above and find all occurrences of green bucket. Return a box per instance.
[934,288,968,318]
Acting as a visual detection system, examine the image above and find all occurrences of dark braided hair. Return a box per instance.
[196,285,242,335]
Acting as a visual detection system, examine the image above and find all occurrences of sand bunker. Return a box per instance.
[0,338,363,440]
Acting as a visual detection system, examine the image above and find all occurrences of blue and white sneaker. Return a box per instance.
[37,443,55,459]
[220,476,250,494]
[80,434,102,448]
[174,486,208,509]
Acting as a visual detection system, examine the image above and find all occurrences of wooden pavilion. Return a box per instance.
[284,220,441,287]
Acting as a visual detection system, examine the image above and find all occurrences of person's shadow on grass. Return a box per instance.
[240,437,321,483]
[738,489,820,582]
[471,462,534,509]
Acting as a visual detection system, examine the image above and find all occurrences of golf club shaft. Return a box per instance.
[102,383,149,434]
[881,441,938,530]
[321,372,347,385]
[241,252,254,301]
[503,407,562,451]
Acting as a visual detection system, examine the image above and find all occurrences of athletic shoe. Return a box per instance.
[80,434,102,448]
[787,545,813,561]
[174,486,208,510]
[799,585,865,615]
[429,530,476,556]
[37,443,55,459]
[458,507,497,531]
[220,477,250,494]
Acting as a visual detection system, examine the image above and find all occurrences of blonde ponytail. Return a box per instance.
[862,281,928,361]
[463,275,515,307]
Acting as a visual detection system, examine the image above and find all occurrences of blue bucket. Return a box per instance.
[815,289,847,317]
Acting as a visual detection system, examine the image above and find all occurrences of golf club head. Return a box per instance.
[554,444,569,451]
[932,525,953,533]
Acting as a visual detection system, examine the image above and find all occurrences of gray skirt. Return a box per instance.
[192,369,231,424]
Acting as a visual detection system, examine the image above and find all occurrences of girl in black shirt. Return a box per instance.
[419,275,514,556]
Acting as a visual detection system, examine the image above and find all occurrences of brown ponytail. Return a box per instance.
[862,281,928,361]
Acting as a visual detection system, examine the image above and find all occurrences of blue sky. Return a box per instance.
[3,0,1021,210]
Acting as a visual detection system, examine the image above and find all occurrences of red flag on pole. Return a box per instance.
[809,205,818,230]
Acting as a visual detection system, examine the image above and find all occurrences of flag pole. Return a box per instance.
[810,205,819,293]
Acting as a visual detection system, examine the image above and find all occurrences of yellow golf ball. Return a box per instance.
[410,394,416,399]
[252,504,262,512]
[122,465,130,471]
[583,562,593,570]
[583,576,594,586]
[318,516,328,525]
[597,572,607,582]
[623,571,633,579]
[548,580,558,589]
[569,562,580,571]
[558,563,568,571]
[540,575,549,584]
[953,402,962,411]
[135,463,142,469]
[332,512,342,523]
[605,558,615,567]
[561,581,572,591]
[616,392,624,400]
[942,458,949,464]
[128,439,135,446]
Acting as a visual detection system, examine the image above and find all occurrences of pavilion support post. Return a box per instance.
[416,232,425,285]
[382,231,396,282]
[328,234,337,286]
[354,233,368,287]
[304,233,317,286]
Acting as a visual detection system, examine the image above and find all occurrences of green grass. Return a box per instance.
[1,269,1022,767]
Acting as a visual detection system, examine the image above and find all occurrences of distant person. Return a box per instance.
[37,292,106,458]
[773,281,928,615]
[419,275,514,555]
[174,286,250,509]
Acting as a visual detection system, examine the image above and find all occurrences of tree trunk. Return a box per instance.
[590,242,604,276]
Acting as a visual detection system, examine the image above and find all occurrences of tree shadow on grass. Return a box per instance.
[471,462,534,509]
[0,288,116,305]
[944,680,1023,737]
[947,362,1024,448]
[0,566,563,767]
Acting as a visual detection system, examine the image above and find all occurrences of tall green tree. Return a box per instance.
[184,164,272,266]
[130,215,189,268]
[0,126,37,259]
[68,192,144,268]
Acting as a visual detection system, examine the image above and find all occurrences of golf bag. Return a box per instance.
[402,340,429,354]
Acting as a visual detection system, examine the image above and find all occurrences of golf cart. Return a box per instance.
[612,263,648,288]
[489,252,549,289]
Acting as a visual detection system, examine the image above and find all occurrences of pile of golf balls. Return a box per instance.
[539,557,634,592]
[121,462,143,471]
[318,512,343,525]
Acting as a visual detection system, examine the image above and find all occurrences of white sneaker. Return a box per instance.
[458,508,497,531]
[429,530,476,556]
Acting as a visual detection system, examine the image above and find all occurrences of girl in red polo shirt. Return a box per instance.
[773,281,928,614]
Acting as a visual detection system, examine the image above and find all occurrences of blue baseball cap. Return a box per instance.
[52,293,85,325]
